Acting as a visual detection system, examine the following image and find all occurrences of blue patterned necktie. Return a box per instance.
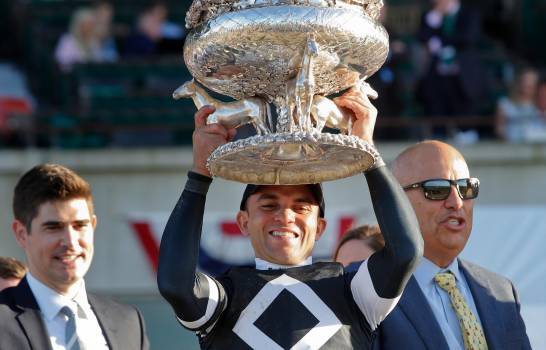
[60,305,82,350]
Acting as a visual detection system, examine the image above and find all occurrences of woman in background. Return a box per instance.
[54,6,117,72]
[495,68,540,142]
[333,224,385,267]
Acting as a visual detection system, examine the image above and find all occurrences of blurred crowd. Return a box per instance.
[373,0,546,143]
[0,0,545,147]
[54,1,184,71]
[414,0,546,142]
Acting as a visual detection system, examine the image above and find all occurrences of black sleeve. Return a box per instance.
[365,166,423,299]
[157,171,227,332]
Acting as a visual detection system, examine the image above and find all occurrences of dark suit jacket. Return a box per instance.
[418,4,485,103]
[0,277,150,350]
[374,259,531,350]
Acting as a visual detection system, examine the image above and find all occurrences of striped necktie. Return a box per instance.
[60,305,82,350]
[434,272,488,350]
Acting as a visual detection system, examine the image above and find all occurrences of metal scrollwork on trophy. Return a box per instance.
[174,0,389,184]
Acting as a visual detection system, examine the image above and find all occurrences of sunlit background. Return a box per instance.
[0,0,545,349]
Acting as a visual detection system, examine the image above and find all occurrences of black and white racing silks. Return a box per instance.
[158,167,423,350]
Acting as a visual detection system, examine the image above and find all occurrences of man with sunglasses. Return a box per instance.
[374,140,531,350]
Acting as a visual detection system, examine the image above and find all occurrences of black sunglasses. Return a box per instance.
[403,178,480,200]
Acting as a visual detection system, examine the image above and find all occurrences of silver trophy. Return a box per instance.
[174,0,389,184]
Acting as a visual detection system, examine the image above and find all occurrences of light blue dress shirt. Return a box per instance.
[413,257,484,350]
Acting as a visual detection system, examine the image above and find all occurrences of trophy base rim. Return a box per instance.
[207,131,379,184]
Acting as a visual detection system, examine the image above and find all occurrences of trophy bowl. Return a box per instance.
[176,0,389,184]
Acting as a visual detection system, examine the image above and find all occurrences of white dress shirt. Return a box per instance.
[414,257,484,350]
[26,273,109,350]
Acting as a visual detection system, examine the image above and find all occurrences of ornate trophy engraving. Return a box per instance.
[175,0,389,184]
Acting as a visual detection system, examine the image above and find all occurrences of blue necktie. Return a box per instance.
[60,306,81,350]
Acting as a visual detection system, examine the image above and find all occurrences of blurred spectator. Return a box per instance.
[0,256,26,291]
[93,0,119,62]
[495,68,543,142]
[417,0,485,137]
[369,4,411,139]
[536,78,546,122]
[54,7,117,72]
[531,78,546,142]
[123,2,171,57]
[333,225,385,267]
[0,63,35,147]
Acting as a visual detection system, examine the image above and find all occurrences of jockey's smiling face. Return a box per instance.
[237,185,326,266]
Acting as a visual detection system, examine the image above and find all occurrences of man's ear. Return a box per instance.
[12,220,29,249]
[91,214,97,230]
[314,217,327,242]
[236,211,250,237]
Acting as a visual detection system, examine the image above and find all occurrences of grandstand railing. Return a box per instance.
[3,112,496,149]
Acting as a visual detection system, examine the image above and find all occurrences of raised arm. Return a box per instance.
[365,165,422,297]
[335,87,423,328]
[157,106,236,332]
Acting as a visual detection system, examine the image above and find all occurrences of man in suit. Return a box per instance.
[374,140,531,350]
[417,0,485,137]
[0,163,149,350]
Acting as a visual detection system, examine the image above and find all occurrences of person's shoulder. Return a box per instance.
[344,260,365,273]
[221,266,255,281]
[56,32,76,47]
[0,287,19,316]
[87,293,141,316]
[497,96,512,108]
[460,259,499,275]
[310,261,347,277]
[459,259,514,286]
[0,289,8,306]
[0,285,17,304]
[312,261,344,271]
[313,261,343,268]
[497,97,520,116]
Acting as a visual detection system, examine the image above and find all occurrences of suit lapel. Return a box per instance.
[13,278,53,350]
[459,259,504,350]
[398,277,449,350]
[88,294,119,350]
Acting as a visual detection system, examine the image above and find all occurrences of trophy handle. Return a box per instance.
[310,95,351,134]
[173,80,271,135]
[309,80,378,134]
[358,80,378,100]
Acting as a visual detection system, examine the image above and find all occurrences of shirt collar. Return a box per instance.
[255,256,312,270]
[26,272,91,320]
[414,257,462,289]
